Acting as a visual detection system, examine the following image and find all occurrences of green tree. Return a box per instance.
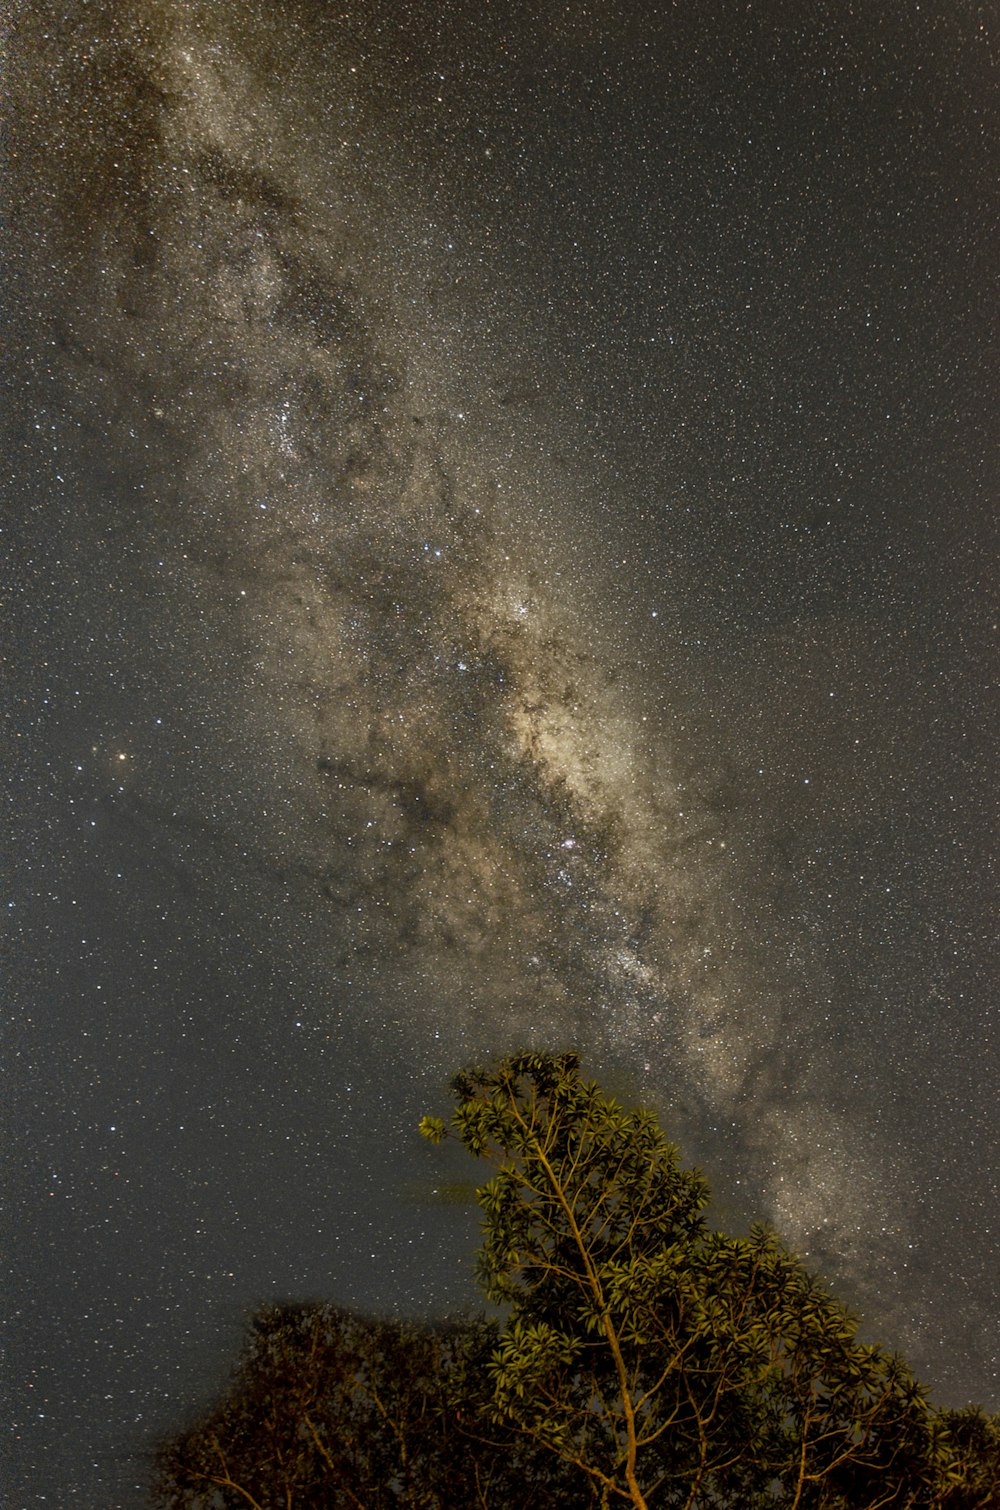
[154,1051,999,1509]
[933,1406,1000,1509]
[420,1052,949,1509]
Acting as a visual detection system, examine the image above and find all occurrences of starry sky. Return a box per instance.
[5,1,999,1504]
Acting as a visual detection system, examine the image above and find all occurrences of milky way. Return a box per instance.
[8,2,998,1504]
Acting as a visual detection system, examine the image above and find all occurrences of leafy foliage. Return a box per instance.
[427,1052,998,1509]
[153,1302,596,1510]
[153,1053,1000,1510]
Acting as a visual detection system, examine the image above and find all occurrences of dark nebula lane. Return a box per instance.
[7,2,998,1504]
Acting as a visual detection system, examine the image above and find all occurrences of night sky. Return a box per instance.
[6,1,999,1504]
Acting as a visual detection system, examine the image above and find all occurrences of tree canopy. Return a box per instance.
[154,1052,999,1509]
[153,1303,584,1510]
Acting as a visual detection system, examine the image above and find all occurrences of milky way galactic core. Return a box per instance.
[8,2,998,1504]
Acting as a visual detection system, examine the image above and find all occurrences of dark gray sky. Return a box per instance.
[6,1,998,1504]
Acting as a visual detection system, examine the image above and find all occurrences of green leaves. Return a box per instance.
[417,1114,446,1144]
[421,1051,970,1510]
[157,1051,999,1510]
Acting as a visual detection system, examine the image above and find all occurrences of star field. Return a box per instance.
[6,2,999,1505]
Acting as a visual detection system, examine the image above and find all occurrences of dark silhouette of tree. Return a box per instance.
[152,1302,595,1509]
